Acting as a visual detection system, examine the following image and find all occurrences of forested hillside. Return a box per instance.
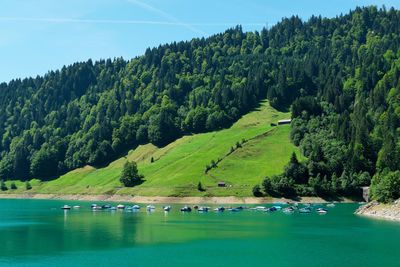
[0,6,399,200]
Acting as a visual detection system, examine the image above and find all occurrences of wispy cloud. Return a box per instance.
[126,0,208,35]
[0,17,266,27]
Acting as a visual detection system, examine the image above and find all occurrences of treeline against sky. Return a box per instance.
[0,7,399,200]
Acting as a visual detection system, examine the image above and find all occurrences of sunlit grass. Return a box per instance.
[3,100,298,197]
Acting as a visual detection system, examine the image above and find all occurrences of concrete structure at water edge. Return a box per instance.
[361,186,370,202]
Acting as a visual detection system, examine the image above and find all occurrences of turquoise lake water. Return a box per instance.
[0,199,399,267]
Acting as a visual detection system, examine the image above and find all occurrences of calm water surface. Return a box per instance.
[0,199,399,267]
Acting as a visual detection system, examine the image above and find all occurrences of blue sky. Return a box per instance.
[0,0,399,82]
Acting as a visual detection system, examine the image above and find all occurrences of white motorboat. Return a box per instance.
[214,207,225,212]
[316,208,328,214]
[163,206,171,211]
[283,207,295,213]
[198,207,209,212]
[147,205,156,211]
[180,206,192,212]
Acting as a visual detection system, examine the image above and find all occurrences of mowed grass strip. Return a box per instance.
[205,125,301,196]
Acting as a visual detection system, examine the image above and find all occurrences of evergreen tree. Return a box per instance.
[120,161,143,187]
[0,180,7,191]
[10,182,17,190]
[25,181,32,190]
[197,182,205,191]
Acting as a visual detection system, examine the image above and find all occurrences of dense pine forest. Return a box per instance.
[0,6,399,201]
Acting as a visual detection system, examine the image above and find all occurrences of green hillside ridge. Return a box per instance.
[2,101,299,197]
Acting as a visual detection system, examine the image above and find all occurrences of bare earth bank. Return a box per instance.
[0,193,356,204]
[356,200,400,222]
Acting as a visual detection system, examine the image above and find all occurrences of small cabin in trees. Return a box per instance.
[217,181,226,187]
[278,119,291,125]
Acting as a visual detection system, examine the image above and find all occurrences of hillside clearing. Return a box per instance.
[2,101,299,197]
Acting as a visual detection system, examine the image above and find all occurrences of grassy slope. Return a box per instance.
[3,101,300,197]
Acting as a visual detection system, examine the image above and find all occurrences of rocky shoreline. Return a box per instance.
[356,200,400,222]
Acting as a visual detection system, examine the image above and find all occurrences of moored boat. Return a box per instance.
[61,205,71,210]
[73,205,81,209]
[326,203,335,208]
[91,204,102,211]
[163,206,171,211]
[146,205,155,211]
[252,206,267,211]
[283,206,295,213]
[316,208,328,214]
[214,207,225,212]
[299,207,312,213]
[198,207,209,212]
[180,206,192,212]
[132,205,141,210]
[228,207,241,212]
[266,206,278,212]
[117,204,125,209]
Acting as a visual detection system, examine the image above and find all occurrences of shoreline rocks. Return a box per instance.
[356,199,400,222]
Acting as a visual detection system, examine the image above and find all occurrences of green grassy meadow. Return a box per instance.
[3,101,301,197]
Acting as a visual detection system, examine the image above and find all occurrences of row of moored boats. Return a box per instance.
[250,203,334,214]
[61,203,335,214]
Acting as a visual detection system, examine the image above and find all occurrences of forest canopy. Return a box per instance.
[0,6,399,201]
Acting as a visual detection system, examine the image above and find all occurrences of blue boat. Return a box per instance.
[266,206,278,212]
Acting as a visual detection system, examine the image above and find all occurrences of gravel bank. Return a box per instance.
[0,193,355,204]
[356,200,400,222]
